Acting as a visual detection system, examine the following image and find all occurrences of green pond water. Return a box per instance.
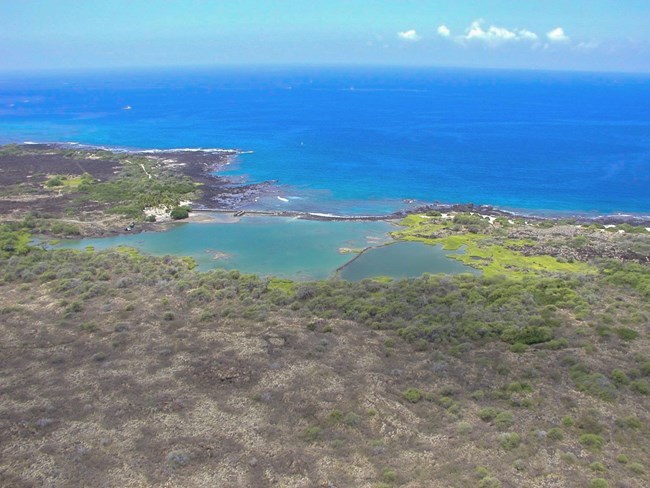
[54,215,478,280]
[339,241,480,281]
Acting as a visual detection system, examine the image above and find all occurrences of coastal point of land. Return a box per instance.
[0,144,277,237]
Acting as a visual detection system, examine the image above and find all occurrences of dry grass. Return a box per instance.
[1,270,648,487]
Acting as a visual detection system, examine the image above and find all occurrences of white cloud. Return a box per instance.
[517,29,538,41]
[486,25,517,41]
[437,25,451,38]
[397,29,421,42]
[547,27,569,43]
[575,40,599,51]
[464,20,489,41]
[458,20,539,45]
[435,20,581,49]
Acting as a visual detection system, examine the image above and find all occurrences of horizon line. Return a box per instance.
[2,62,650,77]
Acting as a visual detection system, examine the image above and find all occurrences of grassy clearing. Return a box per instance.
[45,173,95,189]
[267,277,297,294]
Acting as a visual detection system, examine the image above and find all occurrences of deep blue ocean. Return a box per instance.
[1,66,649,215]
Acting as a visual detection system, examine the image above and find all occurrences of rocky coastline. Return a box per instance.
[1,144,649,237]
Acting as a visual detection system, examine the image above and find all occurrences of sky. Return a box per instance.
[1,0,650,73]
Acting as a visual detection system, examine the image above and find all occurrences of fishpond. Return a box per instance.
[339,241,480,281]
[55,215,479,280]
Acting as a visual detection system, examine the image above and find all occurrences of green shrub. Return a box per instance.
[458,422,472,435]
[602,261,650,298]
[500,432,521,451]
[343,412,362,427]
[629,462,645,474]
[547,427,564,441]
[610,369,630,386]
[66,301,83,313]
[479,477,500,488]
[545,338,568,350]
[579,434,605,451]
[569,364,617,401]
[330,439,344,449]
[589,462,606,472]
[616,454,629,464]
[569,235,588,248]
[630,379,650,395]
[303,426,321,442]
[438,396,453,408]
[93,352,107,362]
[510,342,528,353]
[381,468,397,483]
[45,175,65,187]
[561,416,574,427]
[561,452,577,464]
[494,411,514,430]
[596,325,612,338]
[452,214,489,228]
[616,416,642,430]
[199,310,216,322]
[588,479,608,488]
[475,466,489,479]
[402,388,423,403]
[328,410,343,422]
[615,327,639,341]
[49,222,81,236]
[170,206,190,220]
[506,382,532,393]
[478,407,499,422]
[471,390,485,400]
[80,322,98,333]
[640,361,650,376]
[502,326,553,345]
[576,412,604,434]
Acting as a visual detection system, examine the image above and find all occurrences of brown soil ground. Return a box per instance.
[1,276,648,487]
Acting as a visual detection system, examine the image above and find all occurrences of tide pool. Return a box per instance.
[53,215,479,280]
